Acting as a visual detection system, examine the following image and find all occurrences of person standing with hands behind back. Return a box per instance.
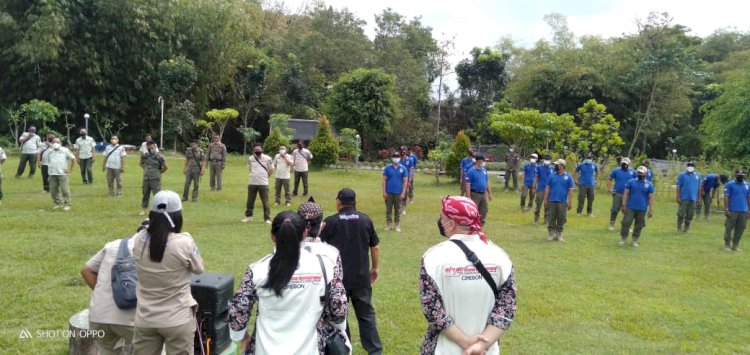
[465,154,492,226]
[382,152,407,232]
[292,140,313,197]
[723,169,750,252]
[207,134,227,191]
[74,128,97,184]
[620,166,655,248]
[182,140,204,203]
[544,159,574,241]
[139,141,168,216]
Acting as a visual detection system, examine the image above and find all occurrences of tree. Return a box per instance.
[570,99,624,158]
[17,99,59,130]
[338,128,360,171]
[325,68,400,154]
[701,73,750,161]
[427,140,451,184]
[263,127,290,156]
[308,116,339,166]
[199,108,239,139]
[455,47,509,135]
[445,130,472,180]
[268,113,296,141]
[488,108,575,152]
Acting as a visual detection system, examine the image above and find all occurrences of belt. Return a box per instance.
[210,159,224,162]
[471,190,485,194]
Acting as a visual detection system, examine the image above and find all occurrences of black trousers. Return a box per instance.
[16,153,37,177]
[293,171,309,195]
[41,165,50,191]
[346,287,383,355]
[79,158,93,183]
[245,184,270,221]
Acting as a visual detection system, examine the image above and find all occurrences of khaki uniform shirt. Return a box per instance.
[505,152,519,170]
[74,136,97,159]
[133,230,204,328]
[20,133,44,154]
[207,143,227,164]
[86,238,136,325]
[273,153,293,180]
[248,154,273,186]
[185,147,204,173]
[141,153,165,180]
[292,148,313,172]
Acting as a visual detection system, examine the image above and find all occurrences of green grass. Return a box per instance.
[1,154,749,354]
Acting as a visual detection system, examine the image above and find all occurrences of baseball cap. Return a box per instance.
[637,166,648,174]
[735,169,746,176]
[555,159,566,166]
[474,154,486,161]
[337,188,356,204]
[585,152,593,159]
[686,161,696,167]
[151,190,182,227]
[621,157,631,165]
[530,153,538,158]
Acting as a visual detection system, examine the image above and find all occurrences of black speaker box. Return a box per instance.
[190,272,234,316]
[195,317,231,354]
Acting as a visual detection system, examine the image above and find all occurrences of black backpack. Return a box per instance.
[111,237,138,309]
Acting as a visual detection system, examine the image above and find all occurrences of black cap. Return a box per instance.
[735,169,746,176]
[585,152,593,159]
[687,161,696,167]
[337,188,356,204]
[474,154,486,161]
[543,154,551,160]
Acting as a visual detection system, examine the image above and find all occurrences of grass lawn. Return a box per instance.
[1,154,749,354]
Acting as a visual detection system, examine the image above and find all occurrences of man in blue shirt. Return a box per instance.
[607,157,636,230]
[544,159,574,241]
[533,155,554,224]
[520,153,538,212]
[382,152,407,232]
[407,146,418,202]
[464,154,492,225]
[675,161,702,233]
[723,169,750,251]
[620,166,655,247]
[459,149,475,196]
[574,152,599,217]
[697,173,728,219]
[399,149,414,216]
[642,160,655,182]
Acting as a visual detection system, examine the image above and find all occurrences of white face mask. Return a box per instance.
[584,159,593,164]
[279,149,286,155]
[543,160,551,165]
[530,158,537,163]
[52,143,61,150]
[687,166,695,173]
[392,158,400,164]
[472,158,476,163]
[481,162,486,168]
[509,148,514,152]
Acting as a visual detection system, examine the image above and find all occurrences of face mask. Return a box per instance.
[481,162,486,168]
[509,148,514,152]
[621,163,628,170]
[437,218,446,237]
[638,174,645,180]
[80,132,86,137]
[530,158,537,163]
[52,143,61,150]
[686,166,695,173]
[255,151,262,157]
[297,144,303,149]
[585,159,593,164]
[472,158,476,163]
[543,160,551,165]
[737,176,745,183]
[29,129,36,133]
[392,158,401,164]
[279,149,286,155]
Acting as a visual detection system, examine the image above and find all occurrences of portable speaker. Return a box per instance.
[190,272,234,316]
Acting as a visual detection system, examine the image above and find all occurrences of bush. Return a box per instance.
[263,127,290,156]
[445,130,472,179]
[309,116,339,166]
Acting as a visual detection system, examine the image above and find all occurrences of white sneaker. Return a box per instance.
[608,223,615,231]
[63,206,71,211]
[618,239,626,246]
[265,220,272,224]
[241,217,252,223]
[395,225,401,232]
[53,205,63,210]
[632,241,639,248]
[402,210,407,215]
[285,202,291,207]
[384,224,391,231]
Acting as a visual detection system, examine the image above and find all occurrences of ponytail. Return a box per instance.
[262,211,306,297]
[146,211,183,262]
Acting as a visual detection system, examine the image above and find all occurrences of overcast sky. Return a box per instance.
[273,0,749,89]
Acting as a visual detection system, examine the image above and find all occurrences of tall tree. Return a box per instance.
[455,47,508,135]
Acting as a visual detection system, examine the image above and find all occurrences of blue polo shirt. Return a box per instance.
[724,181,750,212]
[535,164,554,192]
[609,168,636,194]
[702,173,720,194]
[575,162,598,187]
[676,171,702,201]
[547,172,574,203]
[523,163,537,187]
[460,157,474,175]
[646,169,654,181]
[383,164,407,194]
[410,153,418,172]
[400,157,413,174]
[625,178,654,211]
[464,166,489,192]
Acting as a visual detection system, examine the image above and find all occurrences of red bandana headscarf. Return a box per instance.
[441,196,487,243]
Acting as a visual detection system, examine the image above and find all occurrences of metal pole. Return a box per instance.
[158,96,164,149]
[84,113,90,132]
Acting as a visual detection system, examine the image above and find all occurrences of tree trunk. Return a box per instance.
[627,81,658,157]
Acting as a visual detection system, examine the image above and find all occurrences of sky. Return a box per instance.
[273,0,750,88]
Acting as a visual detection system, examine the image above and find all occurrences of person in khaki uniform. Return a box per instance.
[182,140,205,202]
[207,134,227,191]
[74,128,97,184]
[273,144,293,206]
[133,191,204,354]
[102,135,127,196]
[504,146,520,192]
[242,144,274,224]
[37,134,55,192]
[47,137,77,211]
[140,141,168,216]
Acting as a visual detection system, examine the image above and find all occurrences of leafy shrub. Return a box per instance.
[309,116,339,166]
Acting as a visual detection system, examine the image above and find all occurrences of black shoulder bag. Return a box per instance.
[105,145,120,162]
[449,239,499,296]
[316,255,349,355]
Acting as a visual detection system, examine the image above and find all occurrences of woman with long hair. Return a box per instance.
[228,211,349,354]
[132,190,205,354]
